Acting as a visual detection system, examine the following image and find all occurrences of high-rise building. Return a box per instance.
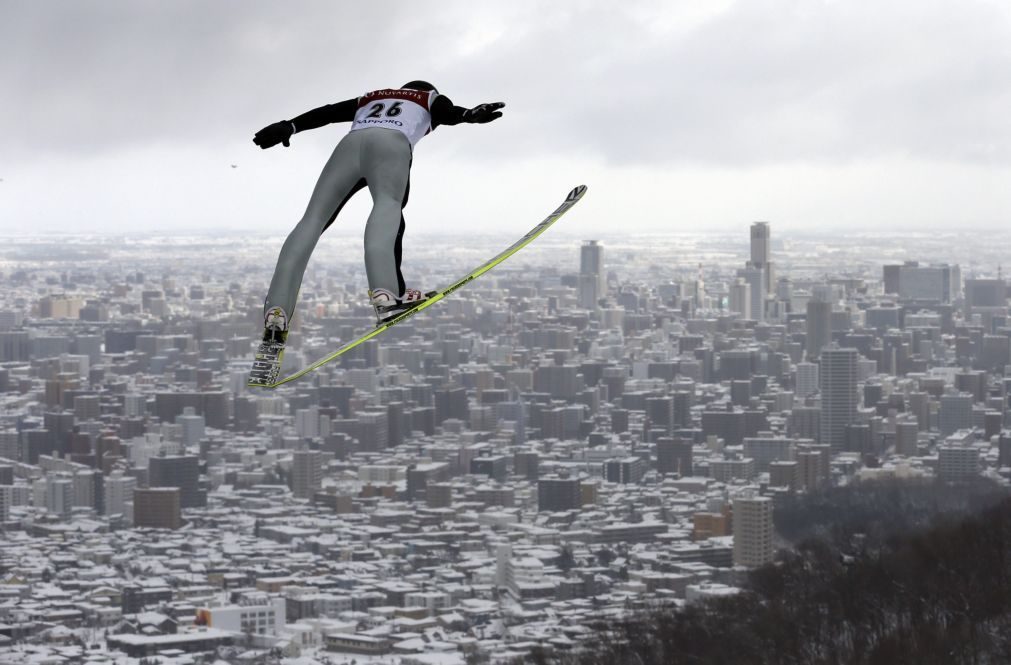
[883,264,902,294]
[534,364,583,400]
[805,300,832,360]
[579,240,604,309]
[998,431,1011,468]
[979,336,1011,374]
[939,392,973,436]
[907,392,931,430]
[709,457,756,482]
[820,346,858,451]
[133,487,182,530]
[645,396,675,436]
[750,222,770,268]
[425,482,452,508]
[386,401,406,448]
[954,370,986,404]
[0,485,13,522]
[603,457,647,484]
[357,410,389,451]
[768,461,799,490]
[0,310,24,330]
[701,408,747,446]
[176,408,206,447]
[656,437,693,477]
[796,450,825,490]
[292,450,324,500]
[104,471,137,519]
[795,362,819,398]
[580,240,604,288]
[743,436,795,472]
[153,390,229,429]
[964,278,1006,319]
[539,404,584,440]
[733,494,774,567]
[719,349,757,381]
[471,456,509,483]
[728,279,751,319]
[895,418,919,457]
[537,476,581,512]
[897,263,957,303]
[44,411,75,457]
[406,462,451,501]
[74,394,101,421]
[0,430,19,461]
[964,278,1005,306]
[295,407,321,439]
[749,221,774,295]
[149,454,204,508]
[434,387,469,424]
[39,475,73,519]
[0,331,31,362]
[736,266,765,321]
[72,469,97,510]
[937,445,980,481]
[124,394,147,418]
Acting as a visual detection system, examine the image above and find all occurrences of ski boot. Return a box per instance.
[248,306,289,387]
[370,287,429,326]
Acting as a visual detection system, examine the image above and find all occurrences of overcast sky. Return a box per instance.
[1,0,1010,237]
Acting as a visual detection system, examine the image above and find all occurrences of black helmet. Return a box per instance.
[401,80,438,93]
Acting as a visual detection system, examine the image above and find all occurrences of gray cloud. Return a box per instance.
[2,0,1008,168]
[2,1,406,157]
[452,0,1011,166]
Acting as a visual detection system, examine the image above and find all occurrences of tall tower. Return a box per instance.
[805,299,832,360]
[292,450,324,500]
[580,240,604,309]
[820,346,858,451]
[733,494,774,567]
[750,221,770,268]
[728,279,752,319]
[580,240,603,279]
[736,266,764,321]
[749,221,774,295]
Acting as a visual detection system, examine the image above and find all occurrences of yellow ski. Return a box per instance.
[249,185,587,388]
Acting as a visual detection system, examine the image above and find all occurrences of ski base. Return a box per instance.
[247,341,286,387]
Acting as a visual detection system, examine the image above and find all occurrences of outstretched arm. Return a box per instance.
[253,98,358,149]
[431,95,505,129]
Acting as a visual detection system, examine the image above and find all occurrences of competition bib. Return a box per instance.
[349,88,436,146]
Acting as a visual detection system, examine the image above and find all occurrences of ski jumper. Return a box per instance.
[261,87,499,327]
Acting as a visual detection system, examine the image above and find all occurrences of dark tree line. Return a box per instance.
[774,477,1009,548]
[546,481,1011,665]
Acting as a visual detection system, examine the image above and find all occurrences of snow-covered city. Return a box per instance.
[2,225,1010,664]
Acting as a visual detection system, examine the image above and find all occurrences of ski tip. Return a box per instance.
[567,185,588,202]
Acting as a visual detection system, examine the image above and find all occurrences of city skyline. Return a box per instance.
[2,218,1010,663]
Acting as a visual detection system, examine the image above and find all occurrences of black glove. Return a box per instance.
[463,102,505,124]
[253,121,295,149]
